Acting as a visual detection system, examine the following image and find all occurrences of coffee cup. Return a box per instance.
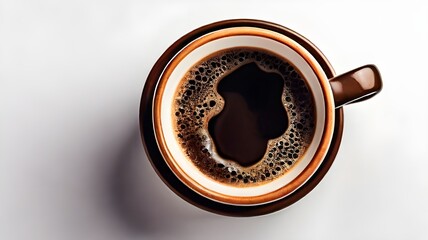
[140,19,382,211]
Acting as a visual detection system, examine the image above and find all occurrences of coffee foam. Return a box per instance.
[173,47,315,187]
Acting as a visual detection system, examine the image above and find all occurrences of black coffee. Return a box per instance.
[208,62,288,167]
[173,47,315,187]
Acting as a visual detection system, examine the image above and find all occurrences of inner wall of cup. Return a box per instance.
[159,34,326,198]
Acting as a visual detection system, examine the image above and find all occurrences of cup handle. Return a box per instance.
[329,64,382,108]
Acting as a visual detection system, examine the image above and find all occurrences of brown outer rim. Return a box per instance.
[152,27,335,206]
[140,19,344,216]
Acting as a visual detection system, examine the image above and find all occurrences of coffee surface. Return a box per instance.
[173,47,315,186]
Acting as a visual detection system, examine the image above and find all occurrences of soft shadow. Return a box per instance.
[108,127,207,234]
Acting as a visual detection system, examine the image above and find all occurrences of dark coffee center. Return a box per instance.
[208,62,288,167]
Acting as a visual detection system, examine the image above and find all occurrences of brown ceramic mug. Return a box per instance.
[140,19,382,213]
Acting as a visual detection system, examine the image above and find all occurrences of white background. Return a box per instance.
[1,0,427,239]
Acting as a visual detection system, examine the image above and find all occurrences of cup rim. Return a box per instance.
[152,26,335,205]
[140,19,344,215]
